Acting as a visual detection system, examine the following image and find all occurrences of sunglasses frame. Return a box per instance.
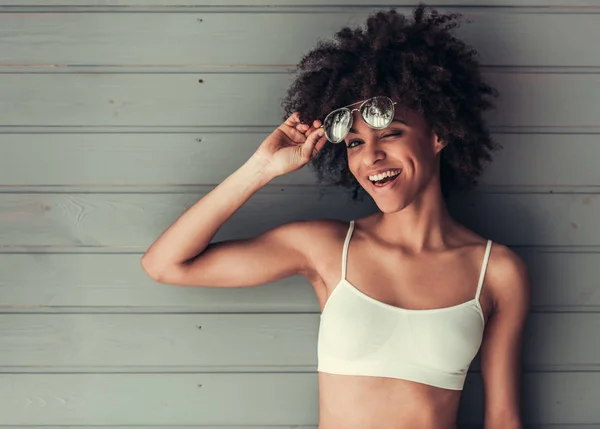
[319,96,398,144]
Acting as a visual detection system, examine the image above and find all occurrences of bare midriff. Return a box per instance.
[318,372,462,429]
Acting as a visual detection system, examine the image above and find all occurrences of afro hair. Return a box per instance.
[280,3,501,201]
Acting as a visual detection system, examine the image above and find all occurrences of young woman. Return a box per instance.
[141,5,530,429]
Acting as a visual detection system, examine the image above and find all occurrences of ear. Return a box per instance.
[432,132,446,155]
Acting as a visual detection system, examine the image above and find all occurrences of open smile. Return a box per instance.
[368,170,402,190]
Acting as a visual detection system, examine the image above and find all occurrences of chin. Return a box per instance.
[357,175,414,213]
[376,200,410,214]
[366,190,411,214]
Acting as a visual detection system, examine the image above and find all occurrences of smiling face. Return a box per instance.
[344,105,445,212]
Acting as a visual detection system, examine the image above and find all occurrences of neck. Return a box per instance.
[373,172,456,252]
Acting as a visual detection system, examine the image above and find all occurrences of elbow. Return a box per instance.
[140,254,170,283]
[141,255,191,286]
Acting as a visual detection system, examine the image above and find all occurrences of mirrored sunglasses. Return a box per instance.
[319,96,398,144]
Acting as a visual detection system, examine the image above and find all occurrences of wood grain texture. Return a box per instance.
[0,192,599,248]
[0,426,593,429]
[2,0,600,6]
[0,427,594,429]
[2,3,598,428]
[0,11,598,67]
[0,249,598,311]
[1,73,600,127]
[0,313,597,371]
[0,373,598,425]
[1,133,599,187]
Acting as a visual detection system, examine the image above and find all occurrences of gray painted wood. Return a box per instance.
[1,1,598,427]
[0,373,597,425]
[0,192,599,248]
[1,73,599,127]
[0,11,598,67]
[0,427,592,429]
[2,133,599,188]
[2,0,600,6]
[0,249,597,312]
[0,313,597,371]
[448,193,600,246]
[0,190,374,247]
[0,427,594,429]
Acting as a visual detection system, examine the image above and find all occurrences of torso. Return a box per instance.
[305,214,494,429]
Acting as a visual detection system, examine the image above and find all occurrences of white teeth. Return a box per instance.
[369,169,401,182]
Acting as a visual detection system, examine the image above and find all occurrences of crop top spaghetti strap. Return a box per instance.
[317,220,492,390]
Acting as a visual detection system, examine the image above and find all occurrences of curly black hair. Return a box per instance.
[281,3,500,201]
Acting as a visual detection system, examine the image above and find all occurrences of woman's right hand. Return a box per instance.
[253,111,329,178]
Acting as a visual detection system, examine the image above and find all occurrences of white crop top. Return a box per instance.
[317,220,491,390]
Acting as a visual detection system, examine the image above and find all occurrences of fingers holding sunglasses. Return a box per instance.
[294,123,323,145]
[284,111,302,127]
[298,119,322,136]
[281,112,305,142]
[301,127,327,161]
[283,112,321,143]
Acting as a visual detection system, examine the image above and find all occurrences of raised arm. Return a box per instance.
[141,112,328,287]
[144,216,321,288]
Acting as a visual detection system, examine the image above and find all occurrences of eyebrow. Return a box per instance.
[348,118,408,134]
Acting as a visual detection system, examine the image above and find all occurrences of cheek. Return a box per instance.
[401,150,437,184]
[411,140,437,168]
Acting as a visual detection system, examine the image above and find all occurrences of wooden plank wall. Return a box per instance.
[1,1,599,427]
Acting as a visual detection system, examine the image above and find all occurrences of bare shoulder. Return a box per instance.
[485,242,531,312]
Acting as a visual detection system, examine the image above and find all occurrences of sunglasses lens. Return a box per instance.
[361,96,394,129]
[323,108,351,144]
[322,97,395,144]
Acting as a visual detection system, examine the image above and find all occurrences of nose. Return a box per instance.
[360,136,386,167]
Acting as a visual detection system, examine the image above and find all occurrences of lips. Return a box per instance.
[366,168,402,181]
[370,170,401,189]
